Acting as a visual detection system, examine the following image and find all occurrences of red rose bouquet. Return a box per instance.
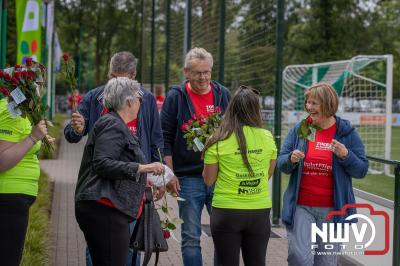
[0,59,53,152]
[181,107,222,152]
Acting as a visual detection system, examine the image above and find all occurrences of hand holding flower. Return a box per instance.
[290,149,305,164]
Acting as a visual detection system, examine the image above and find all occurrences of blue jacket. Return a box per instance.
[64,85,164,163]
[160,80,230,177]
[277,116,368,227]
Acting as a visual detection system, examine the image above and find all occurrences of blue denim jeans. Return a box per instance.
[286,205,340,266]
[85,221,141,266]
[178,176,215,266]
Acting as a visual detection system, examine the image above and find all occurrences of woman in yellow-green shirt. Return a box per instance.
[203,86,277,266]
[0,98,52,266]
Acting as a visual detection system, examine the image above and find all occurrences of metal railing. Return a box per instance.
[366,156,400,266]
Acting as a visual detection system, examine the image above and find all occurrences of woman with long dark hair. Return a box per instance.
[202,85,277,266]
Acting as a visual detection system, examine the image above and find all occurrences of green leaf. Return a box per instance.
[167,223,176,230]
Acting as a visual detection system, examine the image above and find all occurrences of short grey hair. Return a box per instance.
[108,51,138,79]
[184,47,213,69]
[103,77,142,111]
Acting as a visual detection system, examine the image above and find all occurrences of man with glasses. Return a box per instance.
[161,47,230,266]
[64,51,164,266]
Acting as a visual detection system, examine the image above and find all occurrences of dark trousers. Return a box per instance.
[75,200,133,266]
[210,207,271,266]
[0,193,36,266]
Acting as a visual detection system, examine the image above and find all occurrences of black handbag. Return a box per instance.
[130,187,168,266]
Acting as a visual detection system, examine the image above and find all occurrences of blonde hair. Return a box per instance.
[304,83,339,117]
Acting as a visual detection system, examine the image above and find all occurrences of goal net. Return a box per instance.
[282,55,393,175]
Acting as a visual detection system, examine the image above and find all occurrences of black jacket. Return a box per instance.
[75,111,146,219]
[160,80,230,177]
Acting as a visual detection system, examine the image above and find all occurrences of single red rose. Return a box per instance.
[14,72,22,80]
[163,229,171,239]
[11,77,19,85]
[62,52,69,61]
[215,106,221,113]
[27,70,35,80]
[21,71,28,79]
[306,116,313,125]
[0,87,9,96]
[3,73,11,81]
[25,57,33,67]
[181,123,189,131]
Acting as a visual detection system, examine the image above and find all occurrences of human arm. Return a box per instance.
[161,91,181,194]
[335,131,368,179]
[203,163,219,187]
[164,155,180,195]
[0,120,47,172]
[268,159,276,179]
[203,142,219,187]
[276,127,301,174]
[146,93,164,162]
[92,121,163,180]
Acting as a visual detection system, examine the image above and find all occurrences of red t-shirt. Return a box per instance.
[98,107,138,208]
[297,123,337,207]
[155,96,165,113]
[185,83,214,116]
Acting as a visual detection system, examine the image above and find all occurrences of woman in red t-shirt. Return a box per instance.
[278,83,368,266]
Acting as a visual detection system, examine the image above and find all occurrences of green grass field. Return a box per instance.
[280,127,400,201]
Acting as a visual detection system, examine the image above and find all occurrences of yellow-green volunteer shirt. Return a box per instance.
[0,99,41,196]
[204,126,277,209]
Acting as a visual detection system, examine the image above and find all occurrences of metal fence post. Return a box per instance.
[218,0,225,85]
[393,164,400,266]
[150,0,155,93]
[0,0,7,68]
[272,0,285,226]
[164,0,171,92]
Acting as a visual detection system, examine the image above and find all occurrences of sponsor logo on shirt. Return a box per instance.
[206,105,215,113]
[315,141,332,151]
[0,129,12,135]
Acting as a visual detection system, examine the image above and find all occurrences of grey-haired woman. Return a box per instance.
[74,77,164,266]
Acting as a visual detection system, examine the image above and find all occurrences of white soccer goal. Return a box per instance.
[282,55,393,176]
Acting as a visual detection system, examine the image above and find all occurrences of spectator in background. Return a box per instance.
[64,51,164,266]
[277,83,368,266]
[203,85,277,266]
[154,84,165,113]
[161,47,230,266]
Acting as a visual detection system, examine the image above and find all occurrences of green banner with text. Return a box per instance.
[16,0,42,64]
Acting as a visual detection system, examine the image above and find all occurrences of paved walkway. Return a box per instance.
[40,128,289,265]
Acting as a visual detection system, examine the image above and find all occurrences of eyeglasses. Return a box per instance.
[191,70,211,78]
[238,85,260,95]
